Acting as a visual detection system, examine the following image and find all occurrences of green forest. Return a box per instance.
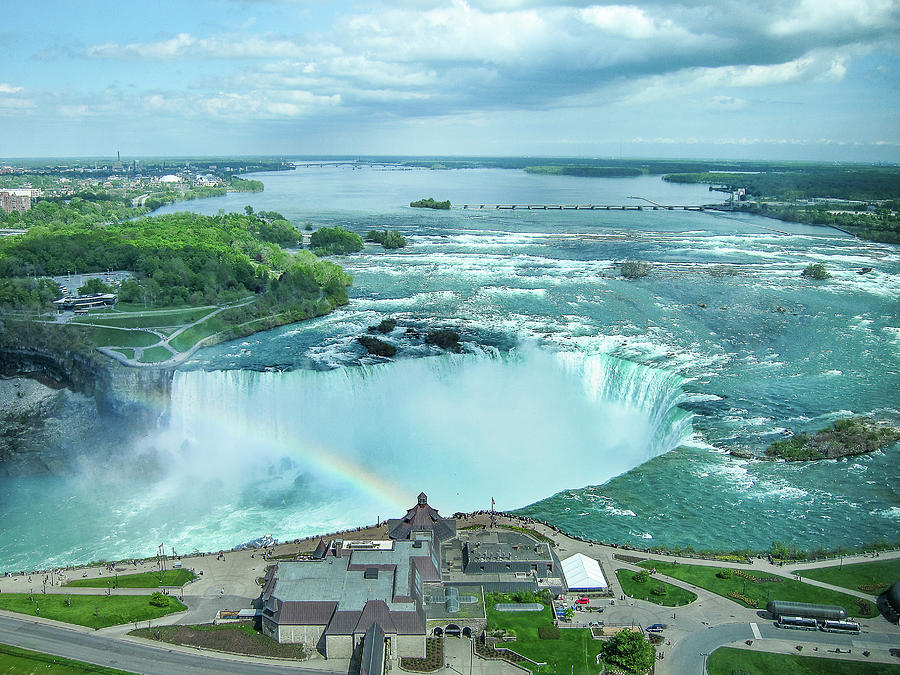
[0,211,349,316]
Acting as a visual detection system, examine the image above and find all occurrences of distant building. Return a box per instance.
[0,189,31,214]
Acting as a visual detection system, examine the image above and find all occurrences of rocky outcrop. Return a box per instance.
[357,335,397,357]
[0,347,173,475]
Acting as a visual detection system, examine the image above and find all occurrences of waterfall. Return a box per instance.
[165,348,693,517]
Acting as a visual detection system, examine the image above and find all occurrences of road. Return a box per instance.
[0,614,328,675]
[664,620,900,674]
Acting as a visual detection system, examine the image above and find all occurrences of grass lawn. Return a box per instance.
[65,569,196,589]
[0,593,186,629]
[794,559,900,596]
[169,315,226,351]
[615,568,697,606]
[130,622,306,659]
[139,345,174,363]
[0,643,136,675]
[74,307,211,329]
[485,593,603,675]
[111,348,134,359]
[89,327,159,348]
[638,561,878,617]
[708,646,900,675]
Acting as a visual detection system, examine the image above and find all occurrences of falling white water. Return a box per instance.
[166,347,693,513]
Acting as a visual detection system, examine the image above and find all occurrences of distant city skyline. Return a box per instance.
[2,0,899,161]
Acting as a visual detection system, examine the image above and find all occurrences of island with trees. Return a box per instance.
[765,417,900,461]
[365,229,407,249]
[410,197,450,209]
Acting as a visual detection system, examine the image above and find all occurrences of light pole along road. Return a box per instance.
[0,614,330,675]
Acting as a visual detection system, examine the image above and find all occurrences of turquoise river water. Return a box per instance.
[1,165,898,571]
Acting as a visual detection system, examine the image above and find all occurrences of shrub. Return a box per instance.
[633,570,650,584]
[801,263,830,279]
[365,229,407,249]
[716,569,733,579]
[538,625,561,640]
[149,592,170,607]
[651,585,668,596]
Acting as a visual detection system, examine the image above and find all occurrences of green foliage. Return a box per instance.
[78,277,114,295]
[410,197,451,209]
[621,260,651,279]
[602,629,655,674]
[765,417,900,461]
[0,277,60,310]
[651,585,668,596]
[538,625,561,640]
[633,570,650,583]
[365,229,407,248]
[662,167,900,201]
[801,263,830,280]
[149,592,170,607]
[793,559,900,596]
[717,569,734,579]
[309,226,364,255]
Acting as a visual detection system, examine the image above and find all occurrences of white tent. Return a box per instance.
[561,553,608,591]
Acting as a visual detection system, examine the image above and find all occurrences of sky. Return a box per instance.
[1,0,899,161]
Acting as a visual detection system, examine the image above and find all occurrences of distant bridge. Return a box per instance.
[293,161,404,168]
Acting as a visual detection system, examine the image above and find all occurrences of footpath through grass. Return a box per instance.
[0,642,136,675]
[0,593,186,629]
[708,646,900,675]
[638,560,878,617]
[65,569,196,589]
[794,558,900,596]
[615,568,697,606]
[130,622,306,659]
[485,592,603,675]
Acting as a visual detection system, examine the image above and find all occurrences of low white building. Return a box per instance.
[560,553,608,591]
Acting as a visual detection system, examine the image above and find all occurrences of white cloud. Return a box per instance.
[0,83,24,94]
[769,0,899,37]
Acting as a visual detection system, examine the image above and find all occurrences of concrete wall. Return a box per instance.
[326,634,354,659]
[277,623,325,648]
[395,634,425,658]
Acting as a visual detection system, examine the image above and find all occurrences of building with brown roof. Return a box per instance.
[387,492,456,543]
[260,536,439,659]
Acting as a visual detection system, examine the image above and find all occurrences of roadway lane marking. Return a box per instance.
[750,622,762,640]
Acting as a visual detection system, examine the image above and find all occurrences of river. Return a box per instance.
[1,165,898,571]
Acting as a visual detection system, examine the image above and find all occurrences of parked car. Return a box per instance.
[575,597,590,605]
[646,624,667,632]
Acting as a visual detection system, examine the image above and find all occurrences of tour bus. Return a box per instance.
[776,615,818,631]
[821,619,861,634]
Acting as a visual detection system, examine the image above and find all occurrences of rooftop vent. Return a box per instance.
[364,568,379,579]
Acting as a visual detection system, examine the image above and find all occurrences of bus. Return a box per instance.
[821,620,860,634]
[776,616,818,631]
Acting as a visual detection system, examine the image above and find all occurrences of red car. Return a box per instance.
[575,598,590,605]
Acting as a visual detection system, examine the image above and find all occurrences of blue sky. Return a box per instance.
[2,0,899,161]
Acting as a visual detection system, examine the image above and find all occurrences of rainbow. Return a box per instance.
[160,394,414,513]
